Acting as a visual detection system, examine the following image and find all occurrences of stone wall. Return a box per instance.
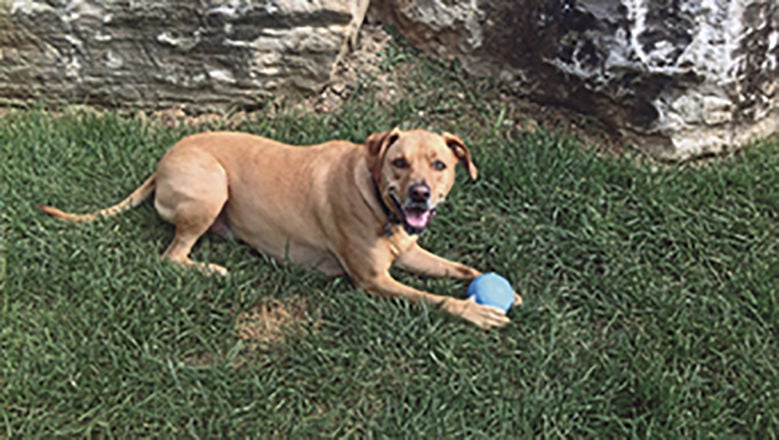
[372,0,778,160]
[0,0,369,112]
[1,0,776,160]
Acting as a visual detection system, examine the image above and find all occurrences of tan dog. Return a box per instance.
[41,129,522,328]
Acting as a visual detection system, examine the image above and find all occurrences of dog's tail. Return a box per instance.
[40,174,157,222]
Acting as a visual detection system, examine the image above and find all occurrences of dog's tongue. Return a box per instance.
[404,208,431,229]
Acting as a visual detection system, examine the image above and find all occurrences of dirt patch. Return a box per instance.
[299,23,399,113]
[136,107,251,130]
[234,296,316,349]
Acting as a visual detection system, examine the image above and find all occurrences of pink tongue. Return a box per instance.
[404,209,431,228]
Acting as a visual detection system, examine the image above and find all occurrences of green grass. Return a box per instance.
[2,50,777,437]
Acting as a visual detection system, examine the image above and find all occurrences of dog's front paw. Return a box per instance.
[451,297,510,329]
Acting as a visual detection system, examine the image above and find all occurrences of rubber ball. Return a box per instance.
[467,272,514,312]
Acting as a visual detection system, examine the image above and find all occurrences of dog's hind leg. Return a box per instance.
[161,210,229,276]
[154,147,230,276]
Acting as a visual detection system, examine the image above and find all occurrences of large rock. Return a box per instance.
[372,0,778,160]
[0,0,369,112]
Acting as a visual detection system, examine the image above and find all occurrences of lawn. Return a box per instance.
[1,52,777,437]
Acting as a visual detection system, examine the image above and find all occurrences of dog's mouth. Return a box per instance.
[389,195,437,235]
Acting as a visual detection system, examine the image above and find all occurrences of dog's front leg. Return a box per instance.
[395,244,481,279]
[396,244,523,306]
[351,269,510,329]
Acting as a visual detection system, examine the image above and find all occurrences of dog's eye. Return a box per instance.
[392,158,409,169]
[432,160,447,171]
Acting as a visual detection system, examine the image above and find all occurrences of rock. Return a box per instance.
[0,0,369,113]
[372,0,778,160]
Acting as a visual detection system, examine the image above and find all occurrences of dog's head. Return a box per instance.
[366,128,478,235]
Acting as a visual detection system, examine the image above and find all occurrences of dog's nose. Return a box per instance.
[409,183,431,202]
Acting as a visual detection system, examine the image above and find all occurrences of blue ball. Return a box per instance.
[467,273,514,312]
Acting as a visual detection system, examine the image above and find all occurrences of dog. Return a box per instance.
[41,128,522,328]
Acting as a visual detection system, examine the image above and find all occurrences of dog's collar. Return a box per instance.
[371,177,402,236]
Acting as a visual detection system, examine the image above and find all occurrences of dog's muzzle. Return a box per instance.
[391,183,437,235]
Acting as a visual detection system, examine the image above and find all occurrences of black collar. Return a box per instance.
[372,177,401,235]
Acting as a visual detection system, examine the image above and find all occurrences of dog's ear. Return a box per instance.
[365,128,401,181]
[366,127,401,157]
[442,132,478,180]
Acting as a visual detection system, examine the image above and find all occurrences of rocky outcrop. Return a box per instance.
[2,0,776,160]
[372,0,778,160]
[0,0,369,112]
